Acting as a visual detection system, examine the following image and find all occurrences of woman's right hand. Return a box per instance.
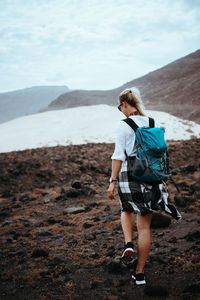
[107,182,117,200]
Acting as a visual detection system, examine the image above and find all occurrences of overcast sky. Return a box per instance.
[0,0,199,93]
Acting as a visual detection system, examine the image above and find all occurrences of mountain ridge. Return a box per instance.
[0,85,70,124]
[43,50,200,123]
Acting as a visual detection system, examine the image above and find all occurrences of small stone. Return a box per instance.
[145,285,169,297]
[32,249,49,258]
[62,188,80,198]
[2,220,13,226]
[47,217,60,224]
[86,216,100,222]
[170,247,178,252]
[157,232,164,237]
[16,249,25,256]
[83,222,93,229]
[174,196,186,207]
[105,256,122,273]
[90,279,98,289]
[84,233,96,241]
[168,236,177,243]
[185,230,200,241]
[151,213,171,228]
[104,205,110,211]
[90,252,100,259]
[44,199,51,203]
[40,267,50,276]
[106,250,114,257]
[113,279,126,287]
[71,181,82,189]
[150,255,169,265]
[60,221,72,226]
[55,195,63,201]
[48,255,64,266]
[19,195,36,203]
[36,231,53,237]
[63,207,86,214]
[183,283,200,294]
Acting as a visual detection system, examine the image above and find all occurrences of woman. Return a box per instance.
[107,87,181,285]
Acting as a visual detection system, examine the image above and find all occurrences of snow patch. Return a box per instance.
[0,105,199,153]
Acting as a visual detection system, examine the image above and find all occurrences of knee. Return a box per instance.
[137,222,151,234]
[137,227,151,236]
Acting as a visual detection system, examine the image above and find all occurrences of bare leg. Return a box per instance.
[136,213,152,274]
[121,211,134,244]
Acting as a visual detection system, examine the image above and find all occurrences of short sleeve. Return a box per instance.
[111,121,130,161]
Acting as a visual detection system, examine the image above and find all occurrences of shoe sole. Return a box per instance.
[132,275,146,285]
[121,248,135,264]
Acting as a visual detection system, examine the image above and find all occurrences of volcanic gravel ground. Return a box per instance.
[0,139,200,299]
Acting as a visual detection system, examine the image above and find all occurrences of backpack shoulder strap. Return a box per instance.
[149,117,155,128]
[123,118,138,132]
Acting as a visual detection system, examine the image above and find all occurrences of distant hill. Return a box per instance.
[0,86,69,123]
[43,50,200,123]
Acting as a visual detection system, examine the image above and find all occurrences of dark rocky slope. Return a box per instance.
[0,139,200,299]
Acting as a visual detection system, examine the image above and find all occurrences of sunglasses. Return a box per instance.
[118,103,139,115]
[118,104,123,111]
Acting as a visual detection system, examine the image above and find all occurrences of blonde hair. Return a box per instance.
[119,87,145,116]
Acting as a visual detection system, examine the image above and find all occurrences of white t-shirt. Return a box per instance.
[111,116,158,162]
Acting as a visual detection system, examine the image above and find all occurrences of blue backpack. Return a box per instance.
[123,117,170,184]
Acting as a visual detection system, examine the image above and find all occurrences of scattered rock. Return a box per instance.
[183,282,200,294]
[62,188,81,198]
[48,255,64,266]
[151,213,171,228]
[86,216,100,222]
[2,220,14,226]
[90,278,98,289]
[19,194,36,203]
[185,230,200,241]
[150,255,169,265]
[60,220,72,226]
[105,256,122,273]
[157,232,164,237]
[145,285,169,297]
[174,196,186,207]
[90,252,100,259]
[154,242,160,248]
[180,164,198,173]
[44,198,51,203]
[83,222,93,229]
[36,231,53,237]
[170,247,178,252]
[63,207,86,214]
[8,249,26,258]
[84,233,96,241]
[47,217,61,224]
[174,195,196,207]
[113,279,126,287]
[32,249,49,258]
[168,236,177,243]
[104,205,111,211]
[0,209,12,221]
[71,180,82,189]
[55,195,63,201]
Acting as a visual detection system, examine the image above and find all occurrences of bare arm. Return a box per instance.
[107,159,122,199]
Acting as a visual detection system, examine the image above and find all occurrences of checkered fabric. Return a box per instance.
[118,160,181,220]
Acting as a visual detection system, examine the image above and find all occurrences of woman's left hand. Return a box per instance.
[107,182,117,200]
